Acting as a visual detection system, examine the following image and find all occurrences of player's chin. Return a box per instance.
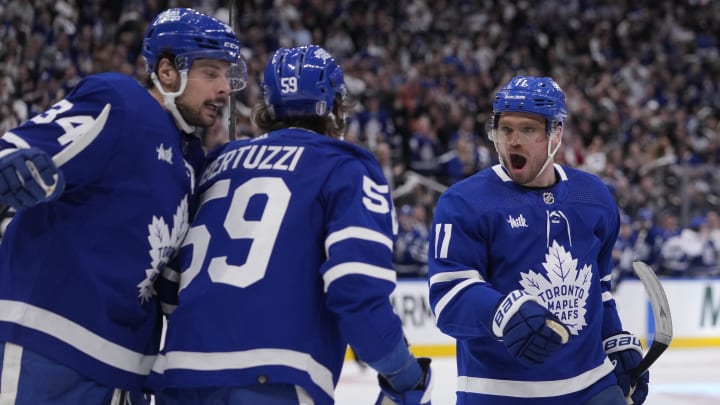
[508,171,533,185]
[505,160,533,184]
[203,104,223,120]
[205,114,220,127]
[198,111,220,127]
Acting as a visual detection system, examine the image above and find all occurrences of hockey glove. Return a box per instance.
[492,289,570,365]
[603,332,649,404]
[0,147,64,209]
[375,357,432,405]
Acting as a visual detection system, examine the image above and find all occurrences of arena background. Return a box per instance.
[3,0,720,278]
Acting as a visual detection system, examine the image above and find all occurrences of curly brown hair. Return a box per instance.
[251,93,353,139]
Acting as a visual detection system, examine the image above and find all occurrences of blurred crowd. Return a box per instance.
[2,0,720,280]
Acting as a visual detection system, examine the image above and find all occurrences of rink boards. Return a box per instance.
[366,277,720,358]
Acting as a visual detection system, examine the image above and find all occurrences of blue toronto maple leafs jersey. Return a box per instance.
[0,72,203,391]
[148,128,404,404]
[428,164,624,404]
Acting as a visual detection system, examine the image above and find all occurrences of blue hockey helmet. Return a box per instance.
[142,8,246,92]
[262,45,346,119]
[491,76,567,135]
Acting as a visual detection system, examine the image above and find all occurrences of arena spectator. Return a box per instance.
[394,204,430,278]
[3,0,720,278]
[612,214,639,289]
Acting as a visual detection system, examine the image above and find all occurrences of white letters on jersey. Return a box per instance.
[519,240,591,335]
[208,177,289,288]
[30,99,74,125]
[199,145,304,186]
[181,173,392,293]
[27,100,112,167]
[361,175,389,214]
[180,177,291,291]
[32,99,107,148]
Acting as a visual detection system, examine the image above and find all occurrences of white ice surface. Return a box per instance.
[335,347,720,404]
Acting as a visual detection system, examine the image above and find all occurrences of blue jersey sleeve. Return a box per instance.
[0,72,197,391]
[428,188,504,339]
[320,153,406,364]
[2,74,131,191]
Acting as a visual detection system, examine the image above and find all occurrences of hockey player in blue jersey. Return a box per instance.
[147,45,433,405]
[0,8,246,404]
[428,76,649,404]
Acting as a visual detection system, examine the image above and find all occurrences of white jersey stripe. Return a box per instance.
[429,269,483,285]
[433,278,483,320]
[429,270,485,320]
[323,262,396,292]
[0,300,154,375]
[295,385,315,405]
[325,226,393,257]
[0,343,22,405]
[152,348,335,399]
[457,358,614,397]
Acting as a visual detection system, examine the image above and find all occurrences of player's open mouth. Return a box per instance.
[509,153,527,170]
[205,103,223,116]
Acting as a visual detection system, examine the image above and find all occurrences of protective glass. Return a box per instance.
[176,51,248,93]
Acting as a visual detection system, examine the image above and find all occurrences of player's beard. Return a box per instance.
[503,151,546,186]
[176,100,215,128]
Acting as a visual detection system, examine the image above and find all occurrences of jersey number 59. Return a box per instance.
[179,174,392,291]
[180,177,290,290]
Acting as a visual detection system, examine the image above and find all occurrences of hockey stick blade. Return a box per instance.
[52,103,111,167]
[630,261,673,387]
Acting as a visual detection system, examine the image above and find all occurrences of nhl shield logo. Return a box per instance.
[543,192,555,204]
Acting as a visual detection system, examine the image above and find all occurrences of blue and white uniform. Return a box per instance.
[428,163,623,404]
[0,72,202,393]
[149,128,405,404]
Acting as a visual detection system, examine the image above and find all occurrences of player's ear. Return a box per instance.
[550,123,563,146]
[156,57,180,92]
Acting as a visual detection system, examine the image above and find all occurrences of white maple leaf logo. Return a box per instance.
[519,240,592,335]
[137,196,190,302]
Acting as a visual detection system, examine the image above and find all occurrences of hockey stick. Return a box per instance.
[227,0,237,141]
[627,260,673,403]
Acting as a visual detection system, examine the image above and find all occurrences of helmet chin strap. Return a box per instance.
[492,128,562,185]
[151,71,194,134]
[532,129,562,184]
